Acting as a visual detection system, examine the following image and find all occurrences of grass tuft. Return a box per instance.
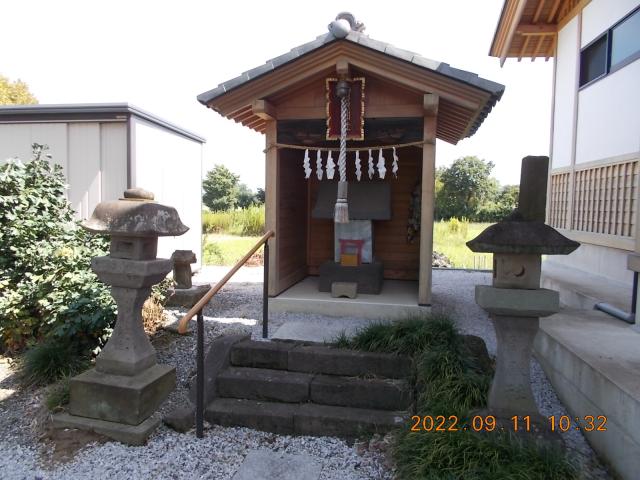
[22,340,90,386]
[45,376,71,411]
[339,314,578,480]
[394,429,578,480]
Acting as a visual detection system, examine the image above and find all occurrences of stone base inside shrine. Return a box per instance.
[318,261,384,294]
[69,364,175,425]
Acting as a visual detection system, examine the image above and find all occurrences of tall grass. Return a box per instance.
[434,218,492,269]
[202,205,265,236]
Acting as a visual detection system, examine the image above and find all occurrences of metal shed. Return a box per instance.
[0,103,205,265]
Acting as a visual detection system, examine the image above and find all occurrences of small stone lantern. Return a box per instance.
[53,188,188,445]
[166,250,210,308]
[467,156,580,432]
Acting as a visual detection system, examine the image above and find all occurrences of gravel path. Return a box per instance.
[0,269,612,479]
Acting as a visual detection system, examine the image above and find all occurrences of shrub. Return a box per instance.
[0,144,116,353]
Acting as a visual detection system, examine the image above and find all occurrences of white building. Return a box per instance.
[493,0,640,290]
[492,2,640,479]
[0,103,205,264]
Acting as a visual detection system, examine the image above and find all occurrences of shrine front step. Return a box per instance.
[199,339,413,437]
[205,398,407,437]
[217,366,412,411]
[230,340,412,378]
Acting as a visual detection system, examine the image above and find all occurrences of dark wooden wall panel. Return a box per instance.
[306,146,422,280]
[277,148,308,292]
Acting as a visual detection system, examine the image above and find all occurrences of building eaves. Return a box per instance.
[0,103,206,143]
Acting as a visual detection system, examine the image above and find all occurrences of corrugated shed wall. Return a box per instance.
[0,121,127,220]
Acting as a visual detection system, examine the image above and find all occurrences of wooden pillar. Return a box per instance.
[264,120,279,296]
[418,94,439,305]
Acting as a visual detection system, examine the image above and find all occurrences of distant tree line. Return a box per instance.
[436,156,518,222]
[202,164,264,211]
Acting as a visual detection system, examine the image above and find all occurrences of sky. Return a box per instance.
[2,0,554,190]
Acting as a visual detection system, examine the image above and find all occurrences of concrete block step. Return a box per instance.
[217,367,313,403]
[310,374,412,411]
[205,398,407,437]
[216,367,413,410]
[230,340,412,378]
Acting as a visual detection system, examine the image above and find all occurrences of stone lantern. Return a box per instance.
[467,156,579,432]
[53,188,188,445]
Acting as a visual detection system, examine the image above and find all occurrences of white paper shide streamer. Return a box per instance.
[368,149,374,179]
[355,151,362,181]
[303,149,312,179]
[316,150,323,180]
[326,150,335,180]
[392,147,399,178]
[377,148,386,179]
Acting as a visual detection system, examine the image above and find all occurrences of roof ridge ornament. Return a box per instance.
[328,12,365,38]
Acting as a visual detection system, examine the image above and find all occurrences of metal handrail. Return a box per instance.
[177,230,274,334]
[181,229,274,439]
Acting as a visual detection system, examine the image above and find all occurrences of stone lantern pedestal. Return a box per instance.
[53,188,189,445]
[467,156,580,437]
[474,285,559,423]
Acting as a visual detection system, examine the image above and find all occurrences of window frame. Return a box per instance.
[578,5,640,90]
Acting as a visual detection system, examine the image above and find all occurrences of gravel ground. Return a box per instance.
[0,269,612,479]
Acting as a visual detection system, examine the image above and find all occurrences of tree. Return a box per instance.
[436,156,499,220]
[237,183,256,209]
[202,164,240,211]
[0,75,38,105]
[255,187,265,205]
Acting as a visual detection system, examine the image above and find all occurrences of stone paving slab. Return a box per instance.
[232,450,321,480]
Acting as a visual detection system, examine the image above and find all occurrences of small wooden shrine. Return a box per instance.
[198,13,504,306]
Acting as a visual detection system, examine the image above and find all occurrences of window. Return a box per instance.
[611,8,640,68]
[580,35,608,86]
[579,6,640,87]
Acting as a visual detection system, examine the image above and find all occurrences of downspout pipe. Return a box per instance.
[594,272,638,325]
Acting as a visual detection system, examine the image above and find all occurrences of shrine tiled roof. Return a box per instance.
[198,14,505,142]
[198,29,504,106]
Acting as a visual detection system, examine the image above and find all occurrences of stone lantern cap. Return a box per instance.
[466,211,579,255]
[82,188,189,238]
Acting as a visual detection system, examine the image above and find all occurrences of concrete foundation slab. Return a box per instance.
[272,317,380,343]
[69,364,175,425]
[52,412,160,446]
[269,277,429,320]
[232,450,321,480]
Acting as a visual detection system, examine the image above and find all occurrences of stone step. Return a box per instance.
[216,367,313,403]
[310,374,412,411]
[216,367,413,410]
[230,340,412,378]
[205,398,407,437]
